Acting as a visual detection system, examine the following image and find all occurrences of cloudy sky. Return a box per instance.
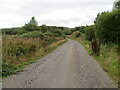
[0,0,115,28]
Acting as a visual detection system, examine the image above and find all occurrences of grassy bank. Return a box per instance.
[73,35,118,85]
[2,36,67,77]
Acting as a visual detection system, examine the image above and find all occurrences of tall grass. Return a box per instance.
[2,36,66,77]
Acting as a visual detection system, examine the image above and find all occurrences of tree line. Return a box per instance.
[2,17,73,38]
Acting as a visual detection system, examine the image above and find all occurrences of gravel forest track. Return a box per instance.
[3,40,113,88]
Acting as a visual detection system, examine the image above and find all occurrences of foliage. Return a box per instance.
[2,28,26,35]
[88,50,94,55]
[64,29,73,35]
[3,38,41,60]
[74,26,86,33]
[2,64,23,76]
[41,24,48,33]
[19,31,46,39]
[75,32,81,38]
[51,29,65,37]
[113,0,120,10]
[2,16,68,38]
[44,32,53,37]
[84,25,95,41]
[23,24,39,31]
[94,10,119,44]
[23,17,39,31]
[30,17,38,25]
[72,31,81,38]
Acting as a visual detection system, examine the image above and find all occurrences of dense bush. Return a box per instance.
[75,32,81,38]
[2,37,42,76]
[64,29,72,35]
[74,26,86,33]
[23,24,39,31]
[2,17,68,38]
[44,32,53,37]
[41,24,49,33]
[51,29,65,37]
[73,31,81,38]
[3,38,41,58]
[42,37,57,46]
[2,28,26,35]
[23,17,39,31]
[84,25,95,41]
[19,31,46,39]
[94,10,119,44]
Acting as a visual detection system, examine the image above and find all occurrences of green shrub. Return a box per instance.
[2,28,26,35]
[3,42,38,57]
[2,64,22,76]
[51,29,64,37]
[19,31,46,39]
[75,32,81,38]
[88,50,94,55]
[94,10,119,44]
[44,32,53,37]
[64,29,72,35]
[43,37,58,46]
[7,43,28,56]
[84,25,95,41]
[73,31,81,38]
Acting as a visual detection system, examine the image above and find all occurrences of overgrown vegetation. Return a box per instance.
[19,31,46,39]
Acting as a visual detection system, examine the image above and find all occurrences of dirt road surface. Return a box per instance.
[3,40,114,88]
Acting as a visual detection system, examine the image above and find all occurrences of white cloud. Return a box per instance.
[0,0,115,28]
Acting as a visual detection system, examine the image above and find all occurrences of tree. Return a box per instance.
[113,0,120,10]
[84,25,95,41]
[29,17,38,26]
[94,10,119,44]
[23,17,39,31]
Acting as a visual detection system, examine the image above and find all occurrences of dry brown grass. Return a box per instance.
[3,37,42,65]
[2,36,65,65]
[2,36,67,77]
